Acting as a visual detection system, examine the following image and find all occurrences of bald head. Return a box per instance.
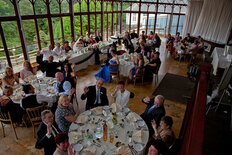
[55,72,64,82]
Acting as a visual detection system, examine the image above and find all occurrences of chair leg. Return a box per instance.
[1,122,5,137]
[33,125,36,138]
[134,78,136,86]
[11,123,18,140]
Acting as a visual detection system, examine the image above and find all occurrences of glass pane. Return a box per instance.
[19,0,33,15]
[96,1,101,12]
[81,1,87,12]
[0,0,15,16]
[61,1,69,13]
[37,19,49,48]
[89,0,95,12]
[2,21,23,68]
[81,15,88,35]
[52,17,62,43]
[90,15,95,34]
[22,20,38,63]
[177,15,185,35]
[50,0,59,14]
[63,17,71,41]
[74,16,81,37]
[170,15,178,35]
[35,0,47,15]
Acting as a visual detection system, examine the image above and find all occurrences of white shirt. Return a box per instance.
[95,86,101,104]
[111,89,130,108]
[40,49,53,61]
[52,47,65,56]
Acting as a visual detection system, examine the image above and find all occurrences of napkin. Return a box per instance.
[76,115,89,123]
[81,146,97,155]
[69,132,82,144]
[132,130,144,143]
[116,145,133,155]
[110,103,122,113]
[92,107,103,115]
[126,112,138,122]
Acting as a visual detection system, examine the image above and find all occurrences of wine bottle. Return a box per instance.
[103,121,108,141]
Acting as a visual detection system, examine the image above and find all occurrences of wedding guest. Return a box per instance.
[141,31,147,43]
[145,51,161,78]
[89,34,96,44]
[53,132,73,155]
[152,33,161,49]
[55,95,79,133]
[63,41,72,53]
[21,84,55,110]
[148,31,154,40]
[109,50,120,73]
[95,31,103,43]
[44,55,62,77]
[0,87,24,124]
[174,32,181,43]
[130,53,144,80]
[111,81,130,108]
[20,60,36,80]
[35,109,61,155]
[2,67,19,88]
[151,116,176,149]
[183,33,194,43]
[53,43,65,56]
[40,44,54,61]
[54,72,72,96]
[130,29,138,39]
[63,63,76,89]
[81,78,109,110]
[140,95,166,135]
[123,31,134,54]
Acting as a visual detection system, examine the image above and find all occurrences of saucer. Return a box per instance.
[74,143,83,152]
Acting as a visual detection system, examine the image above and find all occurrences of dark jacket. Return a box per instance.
[35,122,61,155]
[81,85,109,110]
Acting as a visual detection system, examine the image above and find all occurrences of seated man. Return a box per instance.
[145,51,161,78]
[54,72,72,96]
[81,78,109,110]
[63,41,72,53]
[130,29,138,39]
[53,43,65,56]
[111,81,130,108]
[21,84,55,110]
[40,44,53,61]
[44,55,62,77]
[35,109,61,155]
[140,95,166,136]
[0,87,24,124]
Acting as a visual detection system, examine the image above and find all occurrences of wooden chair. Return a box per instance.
[26,104,47,138]
[133,68,145,86]
[0,111,18,140]
[109,64,120,82]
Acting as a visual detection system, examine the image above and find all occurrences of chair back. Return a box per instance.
[0,111,11,124]
[26,104,47,125]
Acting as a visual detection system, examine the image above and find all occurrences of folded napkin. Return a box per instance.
[126,112,138,122]
[76,115,89,124]
[116,145,132,155]
[69,132,82,144]
[132,130,144,143]
[81,146,96,155]
[92,107,103,115]
[110,103,122,113]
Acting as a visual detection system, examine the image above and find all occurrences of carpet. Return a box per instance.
[153,73,196,103]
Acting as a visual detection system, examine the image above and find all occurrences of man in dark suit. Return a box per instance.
[81,78,109,110]
[141,95,166,136]
[35,109,60,155]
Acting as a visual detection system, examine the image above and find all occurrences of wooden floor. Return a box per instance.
[0,41,189,155]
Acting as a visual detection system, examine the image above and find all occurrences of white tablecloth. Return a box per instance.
[69,106,149,155]
[211,47,232,75]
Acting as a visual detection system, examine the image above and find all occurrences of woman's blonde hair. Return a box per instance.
[4,67,14,77]
[58,95,69,107]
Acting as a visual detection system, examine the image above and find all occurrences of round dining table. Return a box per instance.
[69,106,149,155]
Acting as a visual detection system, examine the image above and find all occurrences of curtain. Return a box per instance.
[182,0,204,37]
[193,0,232,44]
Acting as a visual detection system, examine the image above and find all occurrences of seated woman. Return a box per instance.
[109,50,120,73]
[63,63,76,88]
[145,51,161,78]
[2,67,19,88]
[130,53,144,79]
[151,116,176,149]
[0,86,24,124]
[55,95,79,133]
[166,34,175,55]
[20,60,36,80]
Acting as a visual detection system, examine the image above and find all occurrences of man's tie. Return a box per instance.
[96,89,100,104]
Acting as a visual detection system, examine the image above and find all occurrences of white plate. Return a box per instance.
[137,120,145,127]
[73,144,83,152]
[133,143,143,152]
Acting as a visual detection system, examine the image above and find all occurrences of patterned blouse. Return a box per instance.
[55,105,76,133]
